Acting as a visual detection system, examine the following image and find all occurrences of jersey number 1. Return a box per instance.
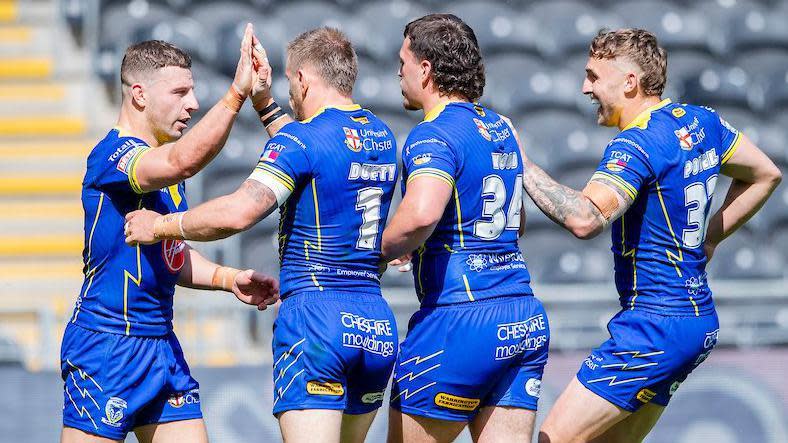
[356,187,384,250]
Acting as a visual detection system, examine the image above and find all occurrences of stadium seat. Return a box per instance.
[692,0,767,56]
[350,1,428,64]
[240,229,281,276]
[131,18,205,63]
[275,1,349,42]
[681,64,754,110]
[355,56,406,113]
[528,0,624,60]
[100,1,175,48]
[446,2,539,56]
[520,230,611,283]
[665,50,718,100]
[485,54,579,114]
[707,229,784,280]
[727,6,788,53]
[373,111,418,148]
[611,0,713,53]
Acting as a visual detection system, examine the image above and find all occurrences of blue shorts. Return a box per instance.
[272,292,398,415]
[577,309,719,412]
[60,323,201,440]
[390,295,550,422]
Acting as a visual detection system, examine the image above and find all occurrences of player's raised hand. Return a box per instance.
[232,269,280,311]
[124,209,162,245]
[231,23,255,98]
[251,33,274,109]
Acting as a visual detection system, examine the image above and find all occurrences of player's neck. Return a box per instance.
[617,95,663,131]
[116,106,161,147]
[421,94,467,119]
[303,90,354,120]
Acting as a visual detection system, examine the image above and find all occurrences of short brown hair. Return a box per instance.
[404,14,485,102]
[589,28,667,96]
[287,27,358,96]
[120,40,191,85]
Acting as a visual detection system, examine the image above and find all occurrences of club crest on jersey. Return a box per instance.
[102,397,127,427]
[343,127,363,152]
[675,127,693,150]
[473,118,492,141]
[162,239,186,273]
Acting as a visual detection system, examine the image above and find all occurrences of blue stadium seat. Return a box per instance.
[681,64,754,110]
[446,2,539,56]
[772,226,788,266]
[100,1,176,47]
[350,1,428,64]
[528,0,624,60]
[611,0,713,53]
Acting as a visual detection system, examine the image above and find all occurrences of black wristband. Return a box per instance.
[263,109,287,127]
[256,101,279,118]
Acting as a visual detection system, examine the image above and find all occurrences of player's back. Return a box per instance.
[254,105,398,298]
[73,128,187,336]
[401,102,532,306]
[595,99,742,315]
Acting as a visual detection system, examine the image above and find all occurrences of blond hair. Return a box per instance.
[287,27,357,96]
[590,28,667,96]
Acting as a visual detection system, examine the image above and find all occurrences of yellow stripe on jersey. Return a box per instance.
[623,99,672,131]
[256,164,295,192]
[416,244,426,297]
[128,147,151,194]
[422,101,453,123]
[721,131,742,164]
[122,200,144,335]
[453,186,465,248]
[591,171,638,200]
[407,168,455,187]
[655,180,684,278]
[303,178,322,261]
[302,103,362,123]
[462,274,475,301]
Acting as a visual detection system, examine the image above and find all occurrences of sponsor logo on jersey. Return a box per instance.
[341,311,395,357]
[162,239,186,273]
[116,147,142,175]
[605,150,631,172]
[608,138,649,158]
[167,389,200,408]
[675,116,705,151]
[108,140,143,162]
[261,144,285,163]
[434,393,480,411]
[672,107,687,118]
[473,104,486,117]
[278,132,307,149]
[344,127,363,152]
[307,381,345,396]
[348,162,396,182]
[495,314,548,360]
[525,378,541,397]
[683,148,719,178]
[685,274,706,295]
[361,391,385,404]
[492,152,518,170]
[719,116,738,135]
[703,329,719,350]
[102,397,127,427]
[405,138,448,156]
[412,153,432,165]
[466,252,525,273]
[636,388,656,403]
[473,118,492,141]
[351,115,370,125]
[583,354,602,370]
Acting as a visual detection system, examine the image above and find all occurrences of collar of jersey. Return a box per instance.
[422,100,470,123]
[113,125,133,138]
[302,103,362,123]
[622,98,671,131]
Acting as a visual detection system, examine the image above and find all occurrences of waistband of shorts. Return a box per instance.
[619,305,718,319]
[67,321,173,339]
[280,290,384,307]
[420,294,534,310]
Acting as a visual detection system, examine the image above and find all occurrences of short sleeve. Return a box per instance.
[96,138,152,194]
[715,112,743,164]
[248,129,312,195]
[590,136,654,200]
[401,126,457,188]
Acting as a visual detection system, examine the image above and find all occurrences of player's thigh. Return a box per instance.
[134,418,207,443]
[387,408,466,443]
[469,406,535,443]
[278,409,343,443]
[589,402,664,443]
[340,411,377,443]
[61,426,122,443]
[538,377,630,443]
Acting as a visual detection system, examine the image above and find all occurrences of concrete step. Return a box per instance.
[0,81,96,116]
[0,173,82,196]
[0,198,83,233]
[2,0,56,25]
[0,56,52,79]
[0,24,51,56]
[0,115,86,136]
[0,233,82,257]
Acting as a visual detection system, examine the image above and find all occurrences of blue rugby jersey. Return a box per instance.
[591,99,742,316]
[401,102,533,307]
[251,105,398,298]
[71,128,188,336]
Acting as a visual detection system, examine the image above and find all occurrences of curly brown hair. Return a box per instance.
[589,28,667,97]
[404,14,485,102]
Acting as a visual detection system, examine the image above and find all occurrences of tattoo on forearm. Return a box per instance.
[523,159,603,226]
[240,179,278,220]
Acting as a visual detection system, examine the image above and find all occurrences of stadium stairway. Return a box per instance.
[0,0,113,370]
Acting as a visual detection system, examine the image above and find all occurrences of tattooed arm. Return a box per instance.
[522,157,633,239]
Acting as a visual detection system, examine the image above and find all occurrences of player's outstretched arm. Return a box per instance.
[705,135,782,260]
[381,176,453,263]
[133,24,257,193]
[522,157,631,239]
[250,34,295,136]
[124,179,279,244]
[177,244,279,310]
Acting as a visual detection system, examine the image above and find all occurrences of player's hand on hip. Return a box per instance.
[232,269,281,311]
[231,23,255,98]
[389,254,413,272]
[251,33,274,107]
[124,209,161,246]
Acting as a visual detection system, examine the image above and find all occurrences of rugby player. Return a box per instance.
[124,27,400,443]
[518,29,783,442]
[381,14,549,443]
[61,25,280,443]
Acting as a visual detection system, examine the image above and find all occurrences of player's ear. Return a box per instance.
[297,69,308,98]
[130,83,146,108]
[624,71,638,94]
[420,59,431,88]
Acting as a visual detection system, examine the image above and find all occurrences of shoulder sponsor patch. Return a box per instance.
[116,146,143,175]
[306,381,344,396]
[434,392,480,411]
[672,107,686,118]
[412,153,432,165]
